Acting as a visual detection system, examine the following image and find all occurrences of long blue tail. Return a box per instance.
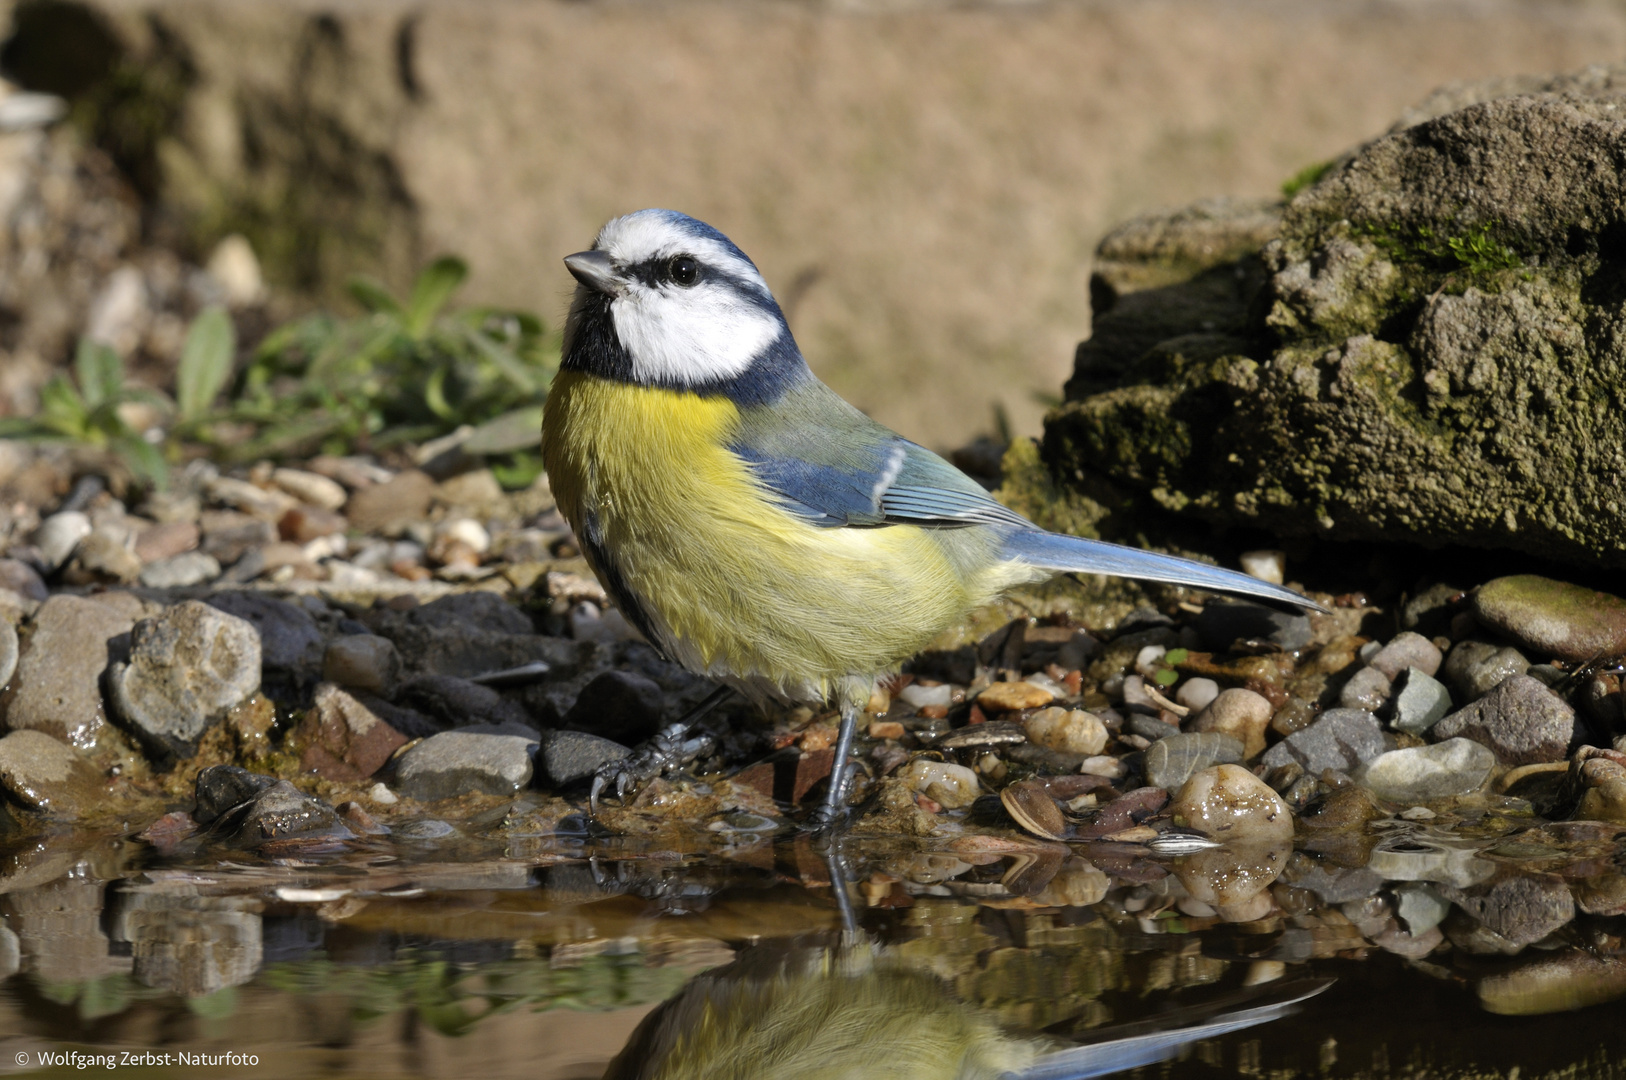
[1002,529,1325,613]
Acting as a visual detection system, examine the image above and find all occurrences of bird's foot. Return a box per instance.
[589,723,716,811]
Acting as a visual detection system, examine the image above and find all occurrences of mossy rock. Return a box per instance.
[1023,64,1626,570]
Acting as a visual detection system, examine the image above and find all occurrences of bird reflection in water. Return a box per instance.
[603,849,1326,1080]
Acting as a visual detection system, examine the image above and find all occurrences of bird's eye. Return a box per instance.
[668,256,699,287]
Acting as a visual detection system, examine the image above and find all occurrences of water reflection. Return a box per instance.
[0,827,1622,1077]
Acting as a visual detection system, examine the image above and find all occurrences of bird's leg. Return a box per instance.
[810,700,861,832]
[589,683,733,811]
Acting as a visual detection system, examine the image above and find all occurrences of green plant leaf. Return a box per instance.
[1164,648,1189,665]
[177,305,236,421]
[405,256,469,339]
[73,338,123,410]
[113,435,168,489]
[1153,668,1179,687]
[346,275,404,318]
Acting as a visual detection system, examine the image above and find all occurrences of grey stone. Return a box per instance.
[1471,574,1626,664]
[542,730,631,787]
[1143,731,1243,791]
[1393,881,1452,936]
[1362,739,1495,803]
[407,591,533,636]
[1283,862,1383,904]
[198,510,275,564]
[109,600,263,759]
[6,594,137,745]
[1339,666,1392,712]
[0,559,47,602]
[0,617,15,689]
[206,591,324,680]
[1261,708,1386,775]
[0,730,102,818]
[1192,601,1312,651]
[1432,673,1574,765]
[395,730,538,800]
[561,670,667,746]
[322,634,401,694]
[32,511,89,570]
[112,892,261,996]
[1441,640,1529,702]
[1368,631,1443,680]
[1438,874,1575,949]
[194,765,280,824]
[139,551,221,588]
[1388,668,1454,735]
[1367,836,1495,889]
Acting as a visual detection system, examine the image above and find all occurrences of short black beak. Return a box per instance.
[564,250,623,296]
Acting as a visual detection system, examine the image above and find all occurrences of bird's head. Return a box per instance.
[561,209,807,402]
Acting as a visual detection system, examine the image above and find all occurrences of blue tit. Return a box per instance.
[542,209,1323,824]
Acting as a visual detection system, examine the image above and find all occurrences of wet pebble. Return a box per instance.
[1431,673,1574,765]
[1339,666,1392,711]
[541,730,629,787]
[1362,738,1495,802]
[296,683,409,781]
[901,759,980,809]
[1471,574,1626,664]
[395,731,538,800]
[0,730,102,818]
[1393,881,1451,935]
[898,682,952,709]
[1368,631,1443,680]
[1239,549,1286,584]
[1145,731,1244,791]
[1190,688,1271,759]
[1023,707,1107,755]
[1169,764,1293,843]
[1260,708,1385,775]
[0,617,15,688]
[194,765,280,824]
[1442,874,1575,949]
[7,594,137,745]
[217,779,355,847]
[1175,677,1219,712]
[139,551,221,588]
[1442,640,1529,702]
[109,600,262,759]
[1388,667,1453,735]
[323,634,402,694]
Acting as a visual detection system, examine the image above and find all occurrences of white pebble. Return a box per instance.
[369,782,398,805]
[1080,755,1127,779]
[899,682,953,708]
[435,517,491,554]
[1121,675,1153,708]
[272,467,348,511]
[1134,644,1167,678]
[1176,677,1220,712]
[1240,549,1286,585]
[33,511,90,570]
[900,759,981,809]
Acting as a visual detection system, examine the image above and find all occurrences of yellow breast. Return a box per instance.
[541,371,1021,701]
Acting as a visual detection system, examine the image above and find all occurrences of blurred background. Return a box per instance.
[4,0,1626,448]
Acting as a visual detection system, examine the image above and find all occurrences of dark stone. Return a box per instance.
[1143,731,1243,791]
[1193,601,1312,651]
[352,692,442,739]
[212,780,354,847]
[1437,873,1575,948]
[205,590,324,702]
[1075,786,1169,839]
[407,591,534,635]
[1431,673,1575,765]
[194,765,280,825]
[561,670,667,745]
[1260,708,1386,774]
[541,730,629,788]
[396,674,535,731]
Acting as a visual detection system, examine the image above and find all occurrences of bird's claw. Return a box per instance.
[588,723,716,811]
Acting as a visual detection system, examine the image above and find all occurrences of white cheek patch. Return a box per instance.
[612,282,782,385]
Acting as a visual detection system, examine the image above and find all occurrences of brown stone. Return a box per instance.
[345,470,436,534]
[1471,575,1626,664]
[296,683,409,781]
[977,681,1055,711]
[134,520,199,563]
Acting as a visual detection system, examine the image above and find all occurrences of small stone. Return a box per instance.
[323,635,402,694]
[218,780,354,847]
[399,674,533,730]
[296,684,409,781]
[6,594,137,745]
[1081,755,1127,779]
[1576,757,1626,823]
[278,505,347,543]
[66,526,141,583]
[1388,668,1453,735]
[1239,549,1286,585]
[1260,708,1386,774]
[408,591,534,635]
[139,551,221,588]
[1432,674,1574,765]
[345,470,436,534]
[1443,874,1575,949]
[0,731,102,818]
[0,618,15,688]
[1144,731,1244,791]
[1368,631,1443,679]
[0,559,47,602]
[1169,764,1293,844]
[336,801,389,835]
[1023,707,1108,755]
[270,467,348,511]
[1441,640,1530,702]
[207,476,299,520]
[869,720,905,740]
[1190,688,1272,759]
[32,511,90,570]
[1394,881,1451,936]
[133,520,199,563]
[899,683,953,709]
[1194,600,1313,651]
[193,765,280,824]
[396,731,538,800]
[1176,677,1220,712]
[369,782,398,805]
[1339,665,1392,711]
[977,681,1054,711]
[541,730,629,787]
[206,591,325,685]
[1362,739,1495,803]
[108,600,263,759]
[1471,574,1626,664]
[561,670,667,746]
[900,759,980,809]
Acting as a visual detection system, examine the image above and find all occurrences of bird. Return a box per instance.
[542,208,1323,826]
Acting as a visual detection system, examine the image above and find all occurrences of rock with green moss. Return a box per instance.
[1033,65,1626,569]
